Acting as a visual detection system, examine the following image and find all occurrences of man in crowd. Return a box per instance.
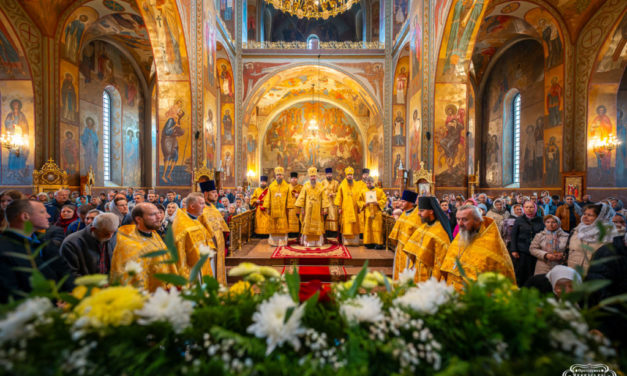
[0,200,74,303]
[199,180,230,284]
[403,196,453,283]
[66,204,93,235]
[322,167,339,238]
[163,190,180,207]
[287,171,302,238]
[555,195,581,232]
[147,191,158,205]
[357,176,386,249]
[45,189,71,224]
[112,196,133,225]
[60,213,119,277]
[264,167,290,246]
[334,167,363,246]
[171,192,216,279]
[110,203,177,292]
[389,190,421,279]
[295,167,329,247]
[85,209,101,227]
[250,175,270,237]
[440,204,515,291]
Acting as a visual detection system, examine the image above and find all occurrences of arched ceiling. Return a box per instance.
[245,65,380,124]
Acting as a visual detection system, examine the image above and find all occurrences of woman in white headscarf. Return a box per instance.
[502,203,522,250]
[567,202,618,274]
[546,265,582,299]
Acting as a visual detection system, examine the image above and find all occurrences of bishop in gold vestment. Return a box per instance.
[287,172,302,236]
[334,167,362,246]
[440,205,516,292]
[110,203,178,292]
[263,167,290,246]
[250,176,270,236]
[295,167,330,247]
[171,194,216,280]
[321,167,339,235]
[403,197,453,283]
[199,180,229,284]
[357,177,386,248]
[355,168,370,234]
[389,190,421,280]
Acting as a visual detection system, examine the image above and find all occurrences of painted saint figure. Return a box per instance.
[61,73,77,122]
[394,111,405,146]
[396,66,407,104]
[3,99,29,181]
[547,77,562,127]
[161,101,185,183]
[222,109,233,143]
[64,15,87,61]
[62,130,79,175]
[80,116,99,176]
[545,136,560,186]
[590,105,613,173]
[220,64,233,97]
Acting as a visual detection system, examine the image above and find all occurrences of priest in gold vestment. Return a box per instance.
[171,192,216,280]
[295,167,330,247]
[334,167,362,246]
[287,172,302,237]
[264,167,290,246]
[389,190,421,280]
[321,167,339,237]
[199,180,229,284]
[250,176,270,236]
[110,203,177,292]
[357,176,386,249]
[403,197,453,283]
[354,168,369,235]
[440,204,516,291]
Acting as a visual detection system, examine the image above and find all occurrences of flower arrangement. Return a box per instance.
[0,261,621,376]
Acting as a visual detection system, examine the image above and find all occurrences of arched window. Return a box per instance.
[512,93,521,185]
[102,90,112,182]
[307,34,320,49]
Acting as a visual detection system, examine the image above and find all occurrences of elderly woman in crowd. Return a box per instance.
[613,213,626,236]
[510,199,545,286]
[529,215,569,275]
[567,203,618,274]
[165,202,179,226]
[502,203,522,249]
[546,265,582,299]
[486,198,510,233]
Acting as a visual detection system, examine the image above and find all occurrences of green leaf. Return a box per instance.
[347,260,369,298]
[141,250,169,258]
[598,293,627,307]
[203,275,220,292]
[285,265,300,302]
[164,226,179,263]
[30,269,52,294]
[154,273,188,286]
[37,255,60,271]
[11,266,35,273]
[189,254,209,283]
[4,251,35,261]
[59,292,80,306]
[283,306,296,324]
[573,279,611,294]
[23,221,33,237]
[382,274,392,292]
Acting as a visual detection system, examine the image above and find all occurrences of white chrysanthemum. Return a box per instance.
[124,260,143,275]
[394,278,455,314]
[246,294,306,355]
[198,244,217,258]
[135,287,194,333]
[0,297,53,345]
[340,294,384,324]
[397,268,415,285]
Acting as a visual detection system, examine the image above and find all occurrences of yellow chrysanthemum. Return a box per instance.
[71,285,101,300]
[229,281,252,296]
[74,286,145,328]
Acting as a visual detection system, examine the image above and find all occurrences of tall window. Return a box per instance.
[102,90,111,182]
[512,93,521,185]
[307,34,320,49]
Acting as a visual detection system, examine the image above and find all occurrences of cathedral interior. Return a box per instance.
[0,0,625,200]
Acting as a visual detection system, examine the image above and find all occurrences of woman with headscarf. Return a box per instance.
[486,198,510,234]
[567,202,617,274]
[546,265,582,299]
[55,204,78,235]
[530,215,569,275]
[511,199,545,286]
[555,195,582,232]
[502,203,522,249]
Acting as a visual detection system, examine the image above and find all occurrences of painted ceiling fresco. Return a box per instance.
[248,66,379,123]
[20,0,76,36]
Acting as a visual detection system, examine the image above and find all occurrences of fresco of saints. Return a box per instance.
[438,105,465,169]
[395,66,407,104]
[161,101,185,183]
[410,110,421,169]
[247,134,256,168]
[62,130,79,175]
[0,25,23,75]
[205,109,215,167]
[3,99,29,181]
[545,136,560,186]
[546,77,562,127]
[539,19,563,69]
[80,116,99,176]
[143,0,183,75]
[590,105,613,172]
[223,151,232,178]
[61,73,77,122]
[64,15,87,62]
[220,64,233,97]
[394,111,405,146]
[222,109,233,143]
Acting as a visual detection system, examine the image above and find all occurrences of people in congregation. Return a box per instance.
[66,204,93,235]
[55,204,78,235]
[264,167,290,247]
[613,213,626,236]
[529,215,569,275]
[334,167,364,246]
[510,199,545,286]
[567,203,617,274]
[545,265,581,299]
[286,171,302,238]
[45,189,71,224]
[356,176,386,249]
[485,198,510,233]
[389,190,421,279]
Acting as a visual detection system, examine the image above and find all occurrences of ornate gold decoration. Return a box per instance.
[263,0,359,19]
[243,40,383,49]
[84,166,96,196]
[32,158,68,193]
[413,161,434,196]
[192,165,215,192]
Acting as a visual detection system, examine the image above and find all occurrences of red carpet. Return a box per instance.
[281,265,348,282]
[271,239,352,259]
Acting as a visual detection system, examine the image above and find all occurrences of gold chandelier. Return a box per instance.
[264,0,359,20]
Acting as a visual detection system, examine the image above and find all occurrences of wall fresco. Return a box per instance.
[0,80,34,185]
[434,84,466,187]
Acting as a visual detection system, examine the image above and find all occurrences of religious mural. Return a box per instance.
[60,59,79,124]
[61,6,98,64]
[393,0,408,41]
[262,102,364,175]
[0,19,29,80]
[409,2,422,83]
[0,81,34,185]
[408,90,421,170]
[216,0,234,40]
[434,84,466,187]
[60,122,80,181]
[157,83,191,186]
[79,100,101,184]
[217,55,234,186]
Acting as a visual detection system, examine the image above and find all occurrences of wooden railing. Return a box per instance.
[228,210,254,252]
[382,214,397,251]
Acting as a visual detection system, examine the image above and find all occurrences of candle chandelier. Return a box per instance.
[0,132,27,156]
[263,0,359,20]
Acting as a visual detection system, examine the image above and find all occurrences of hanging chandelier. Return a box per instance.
[0,131,27,156]
[263,0,359,20]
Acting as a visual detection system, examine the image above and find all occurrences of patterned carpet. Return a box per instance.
[270,239,352,259]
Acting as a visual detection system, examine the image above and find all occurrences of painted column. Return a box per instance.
[383,0,393,187]
[234,0,243,186]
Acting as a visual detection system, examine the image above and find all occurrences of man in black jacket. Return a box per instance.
[45,189,71,224]
[0,199,74,303]
[586,234,627,347]
[60,213,119,277]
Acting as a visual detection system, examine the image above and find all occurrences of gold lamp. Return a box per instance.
[263,0,359,20]
[0,131,27,156]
